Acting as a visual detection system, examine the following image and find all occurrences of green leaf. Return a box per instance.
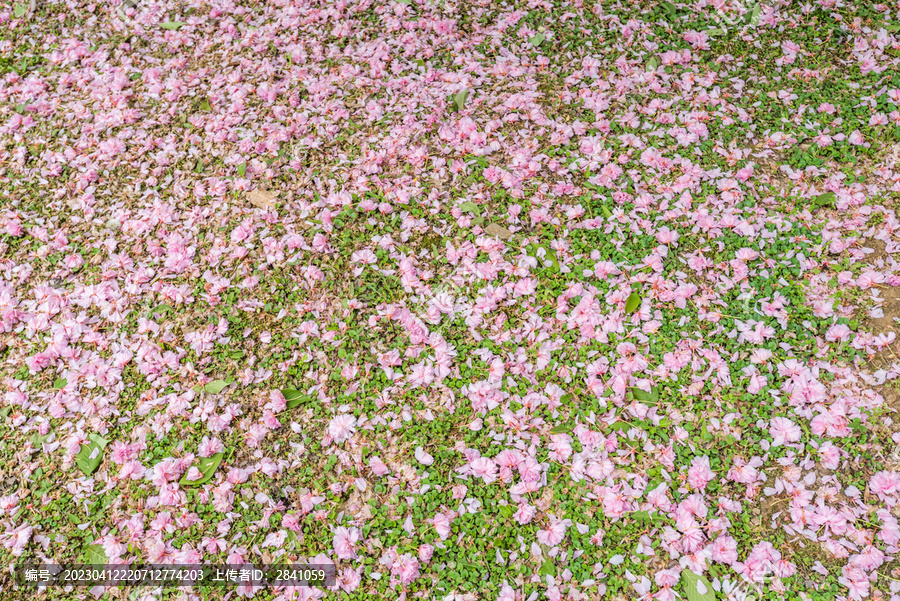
[200,100,211,111]
[282,389,312,410]
[237,162,247,177]
[539,559,555,576]
[529,244,559,271]
[813,191,836,207]
[453,89,469,113]
[160,21,186,30]
[459,201,480,214]
[148,303,172,317]
[90,433,109,447]
[201,379,229,394]
[53,377,67,389]
[645,56,660,72]
[0,407,10,419]
[631,387,659,404]
[13,3,26,17]
[625,292,641,313]
[682,569,716,601]
[82,544,108,565]
[749,3,762,26]
[529,33,545,47]
[661,1,677,18]
[180,452,224,486]
[75,434,109,476]
[707,27,726,36]
[30,432,51,446]
[324,454,338,472]
[549,424,574,434]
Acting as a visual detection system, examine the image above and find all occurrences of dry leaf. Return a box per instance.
[485,223,512,239]
[247,190,278,210]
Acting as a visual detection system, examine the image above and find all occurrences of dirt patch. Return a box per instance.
[867,288,900,373]
[884,143,900,167]
[857,238,900,443]
[863,238,890,264]
[857,238,900,371]
[882,385,900,418]
[750,148,795,198]
[870,283,900,338]
[338,483,375,519]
